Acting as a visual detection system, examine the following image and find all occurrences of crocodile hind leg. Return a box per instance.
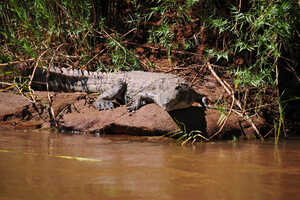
[95,81,127,111]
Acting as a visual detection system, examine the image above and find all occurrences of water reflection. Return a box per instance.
[0,130,300,200]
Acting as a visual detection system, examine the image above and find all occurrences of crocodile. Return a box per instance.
[33,66,210,112]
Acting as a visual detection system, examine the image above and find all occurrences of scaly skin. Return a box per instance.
[33,66,208,111]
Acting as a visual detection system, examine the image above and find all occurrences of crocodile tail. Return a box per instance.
[32,66,103,92]
[47,66,105,79]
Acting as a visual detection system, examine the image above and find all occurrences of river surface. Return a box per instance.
[1,129,300,200]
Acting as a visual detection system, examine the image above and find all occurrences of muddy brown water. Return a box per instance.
[1,130,300,200]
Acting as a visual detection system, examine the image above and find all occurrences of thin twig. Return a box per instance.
[0,83,17,92]
[0,58,35,67]
[85,47,108,67]
[165,64,205,73]
[124,41,202,56]
[28,49,50,103]
[207,62,264,141]
[263,127,274,138]
[120,28,137,39]
[0,82,14,86]
[46,44,63,127]
[209,95,235,140]
[194,133,210,142]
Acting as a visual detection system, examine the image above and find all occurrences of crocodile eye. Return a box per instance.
[175,85,181,90]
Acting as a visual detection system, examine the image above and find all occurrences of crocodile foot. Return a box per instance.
[126,104,139,112]
[95,100,115,111]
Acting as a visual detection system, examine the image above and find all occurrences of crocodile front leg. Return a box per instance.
[127,93,156,112]
[95,81,127,111]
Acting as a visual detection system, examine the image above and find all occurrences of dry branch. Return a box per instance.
[206,62,264,141]
[0,59,35,67]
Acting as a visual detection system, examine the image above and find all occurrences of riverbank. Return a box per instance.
[1,1,299,142]
[0,88,267,141]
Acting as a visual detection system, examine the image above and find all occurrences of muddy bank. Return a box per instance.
[0,91,266,139]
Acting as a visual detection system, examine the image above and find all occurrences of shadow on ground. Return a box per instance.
[168,107,207,134]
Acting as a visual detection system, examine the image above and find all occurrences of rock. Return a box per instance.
[205,109,266,139]
[205,109,241,136]
[0,92,267,139]
[60,98,179,135]
[0,92,84,129]
[0,92,32,120]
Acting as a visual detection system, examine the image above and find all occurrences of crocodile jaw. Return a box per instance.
[164,101,193,111]
[158,89,194,111]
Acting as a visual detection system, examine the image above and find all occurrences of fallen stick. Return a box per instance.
[0,58,35,67]
[28,49,50,103]
[206,62,264,141]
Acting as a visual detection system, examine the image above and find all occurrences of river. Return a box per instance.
[0,129,300,200]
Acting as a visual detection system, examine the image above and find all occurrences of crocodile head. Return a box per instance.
[158,83,203,111]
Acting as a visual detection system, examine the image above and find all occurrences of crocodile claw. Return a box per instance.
[95,100,115,111]
[126,104,138,112]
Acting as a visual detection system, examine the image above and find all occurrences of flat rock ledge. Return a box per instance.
[0,92,266,139]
